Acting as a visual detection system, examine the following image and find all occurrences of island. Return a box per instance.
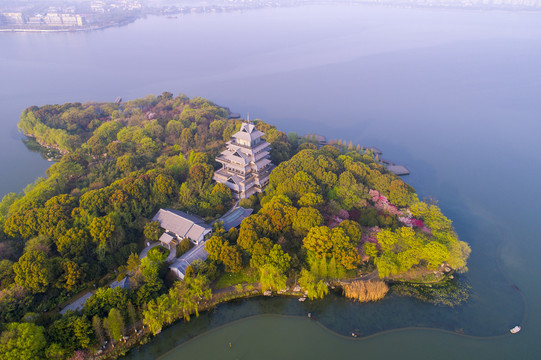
[0,93,471,359]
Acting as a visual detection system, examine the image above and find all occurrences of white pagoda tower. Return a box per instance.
[213,120,274,199]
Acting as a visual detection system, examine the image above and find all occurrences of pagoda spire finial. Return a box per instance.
[246,112,250,123]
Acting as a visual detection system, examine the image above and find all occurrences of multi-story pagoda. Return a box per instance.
[213,120,274,199]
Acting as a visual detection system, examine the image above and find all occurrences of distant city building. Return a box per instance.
[1,12,25,25]
[213,120,274,199]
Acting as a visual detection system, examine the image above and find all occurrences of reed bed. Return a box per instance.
[343,280,389,302]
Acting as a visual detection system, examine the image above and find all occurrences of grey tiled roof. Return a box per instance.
[170,242,209,278]
[159,232,175,244]
[217,207,253,230]
[152,209,211,240]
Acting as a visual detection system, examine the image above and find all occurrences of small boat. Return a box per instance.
[510,325,521,334]
[298,297,306,302]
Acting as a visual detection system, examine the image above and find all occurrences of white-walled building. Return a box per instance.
[213,121,274,199]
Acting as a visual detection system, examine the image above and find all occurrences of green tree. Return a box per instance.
[127,302,138,333]
[249,238,273,269]
[298,269,328,300]
[13,251,52,293]
[259,264,286,292]
[267,244,291,274]
[89,215,115,247]
[303,226,332,258]
[220,244,242,273]
[204,236,225,261]
[331,227,360,270]
[73,316,93,349]
[0,322,47,360]
[106,308,125,342]
[144,221,162,242]
[388,179,415,207]
[45,343,68,359]
[297,192,324,207]
[169,274,212,322]
[92,315,105,346]
[293,207,323,235]
[177,238,192,257]
[59,260,84,291]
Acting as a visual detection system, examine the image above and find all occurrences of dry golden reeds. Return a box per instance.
[343,280,389,302]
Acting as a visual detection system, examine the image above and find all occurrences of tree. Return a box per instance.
[92,315,105,346]
[45,343,68,359]
[303,226,332,258]
[13,251,52,293]
[176,238,192,257]
[60,260,84,291]
[0,322,47,360]
[23,234,52,255]
[127,302,138,333]
[331,227,360,270]
[142,294,172,335]
[259,264,286,292]
[204,236,225,261]
[260,195,297,233]
[126,253,141,274]
[297,192,324,207]
[73,316,93,349]
[447,240,471,272]
[249,238,273,269]
[298,268,328,300]
[89,216,115,247]
[293,207,323,235]
[106,308,125,342]
[267,244,291,274]
[56,228,92,260]
[169,274,212,322]
[388,179,415,207]
[220,244,242,273]
[144,221,162,242]
[336,220,362,244]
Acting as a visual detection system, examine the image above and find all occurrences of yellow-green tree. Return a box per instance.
[259,264,286,292]
[60,260,84,291]
[303,226,332,258]
[298,269,328,300]
[0,322,47,360]
[13,251,52,293]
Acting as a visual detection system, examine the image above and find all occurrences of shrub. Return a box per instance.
[176,238,193,257]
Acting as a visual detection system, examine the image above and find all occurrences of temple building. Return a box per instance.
[213,121,274,199]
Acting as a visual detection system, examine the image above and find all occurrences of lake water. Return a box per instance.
[1,4,541,359]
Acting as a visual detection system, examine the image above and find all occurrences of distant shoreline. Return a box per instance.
[0,17,137,33]
[1,2,540,34]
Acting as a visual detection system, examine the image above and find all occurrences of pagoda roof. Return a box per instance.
[232,122,265,143]
[253,158,272,170]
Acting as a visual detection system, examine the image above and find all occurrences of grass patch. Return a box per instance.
[215,270,259,289]
[148,246,170,262]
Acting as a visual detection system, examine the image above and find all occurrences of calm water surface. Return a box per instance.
[1,5,540,359]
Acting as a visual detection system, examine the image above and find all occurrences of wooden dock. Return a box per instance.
[387,164,410,176]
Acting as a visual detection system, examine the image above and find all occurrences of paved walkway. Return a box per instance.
[139,241,176,263]
[60,291,93,315]
[139,242,159,259]
[166,248,176,262]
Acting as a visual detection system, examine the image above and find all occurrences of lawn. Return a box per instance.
[215,270,259,289]
[148,245,170,262]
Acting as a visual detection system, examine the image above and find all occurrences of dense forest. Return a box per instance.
[0,92,470,359]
